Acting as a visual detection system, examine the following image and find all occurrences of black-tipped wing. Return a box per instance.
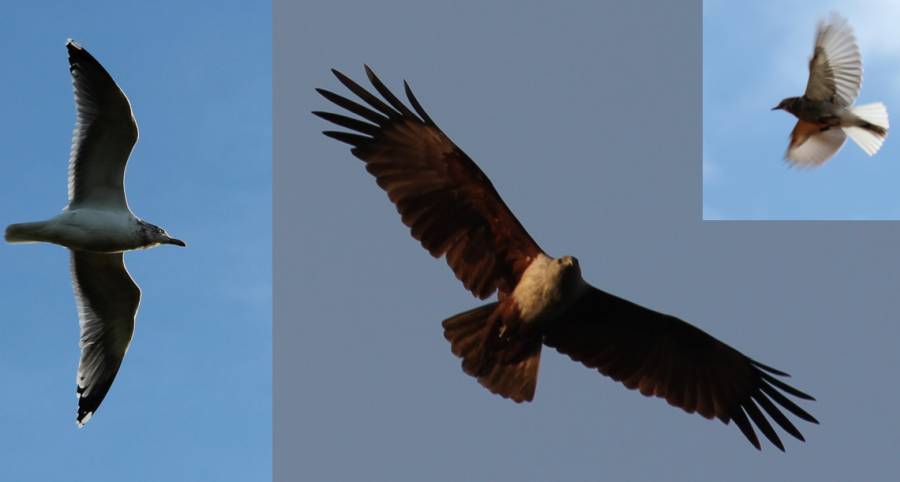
[544,286,817,451]
[314,67,543,299]
[66,40,138,211]
[70,251,140,426]
[804,14,862,106]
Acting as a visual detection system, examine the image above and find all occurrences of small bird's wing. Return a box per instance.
[66,40,138,211]
[786,120,846,166]
[314,67,544,299]
[543,286,818,451]
[804,14,862,106]
[70,251,140,426]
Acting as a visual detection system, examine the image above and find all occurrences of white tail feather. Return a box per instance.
[843,102,889,156]
[843,126,882,155]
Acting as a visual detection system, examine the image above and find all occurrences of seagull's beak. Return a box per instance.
[165,237,186,247]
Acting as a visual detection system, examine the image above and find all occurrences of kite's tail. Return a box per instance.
[442,302,542,403]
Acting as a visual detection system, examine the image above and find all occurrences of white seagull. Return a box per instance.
[5,40,185,426]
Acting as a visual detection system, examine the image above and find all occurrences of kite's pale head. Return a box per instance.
[557,255,584,296]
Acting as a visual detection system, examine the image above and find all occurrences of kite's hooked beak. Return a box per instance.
[164,237,186,247]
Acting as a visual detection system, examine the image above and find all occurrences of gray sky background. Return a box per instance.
[276,1,898,480]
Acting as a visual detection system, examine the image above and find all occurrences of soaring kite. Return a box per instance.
[316,67,817,450]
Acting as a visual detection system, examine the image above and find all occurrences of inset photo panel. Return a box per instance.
[0,2,271,481]
[704,1,896,219]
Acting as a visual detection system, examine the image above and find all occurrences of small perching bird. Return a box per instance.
[315,67,818,450]
[773,13,889,166]
[5,40,185,426]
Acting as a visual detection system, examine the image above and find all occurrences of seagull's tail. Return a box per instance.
[442,302,542,403]
[5,221,50,244]
[844,102,889,156]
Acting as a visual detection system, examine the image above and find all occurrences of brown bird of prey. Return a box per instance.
[315,67,818,450]
[773,13,889,166]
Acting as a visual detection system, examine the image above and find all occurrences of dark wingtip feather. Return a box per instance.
[731,408,761,450]
[322,130,370,147]
[330,67,400,119]
[364,65,416,118]
[750,359,790,377]
[313,111,379,135]
[404,80,437,127]
[759,381,819,424]
[316,88,388,125]
[752,393,806,442]
[743,399,785,451]
[758,370,815,401]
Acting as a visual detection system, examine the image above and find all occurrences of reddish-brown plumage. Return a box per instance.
[315,66,818,451]
[789,119,828,150]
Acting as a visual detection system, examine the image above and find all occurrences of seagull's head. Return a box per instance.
[772,97,800,114]
[138,221,186,248]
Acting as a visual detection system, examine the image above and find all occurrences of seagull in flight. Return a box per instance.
[5,40,185,426]
[315,67,818,450]
[773,13,889,166]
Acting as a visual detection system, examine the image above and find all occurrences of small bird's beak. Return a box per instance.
[771,105,782,111]
[165,237,186,247]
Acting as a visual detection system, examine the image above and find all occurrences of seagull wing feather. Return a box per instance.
[66,40,138,211]
[70,251,140,426]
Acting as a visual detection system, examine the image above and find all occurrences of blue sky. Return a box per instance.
[704,0,900,219]
[274,1,900,481]
[0,2,270,481]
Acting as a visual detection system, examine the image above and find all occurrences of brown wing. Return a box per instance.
[314,67,543,298]
[543,286,818,451]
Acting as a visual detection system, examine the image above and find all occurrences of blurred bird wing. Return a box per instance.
[786,121,846,166]
[543,286,817,451]
[71,251,140,426]
[804,14,862,106]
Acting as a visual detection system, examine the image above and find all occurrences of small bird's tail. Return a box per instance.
[442,303,542,402]
[843,102,889,156]
[5,221,50,244]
